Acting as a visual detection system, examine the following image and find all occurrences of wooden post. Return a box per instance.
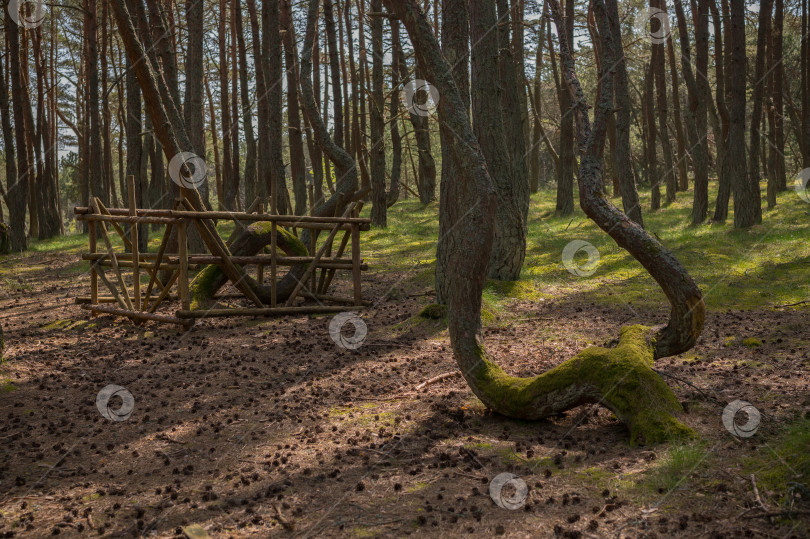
[91,198,134,311]
[351,223,362,306]
[127,175,140,310]
[89,220,98,309]
[256,202,265,283]
[270,204,277,308]
[178,218,190,311]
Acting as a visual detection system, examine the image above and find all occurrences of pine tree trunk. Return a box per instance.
[743,0,772,226]
[605,0,643,226]
[653,0,676,204]
[471,0,526,281]
[237,0,258,208]
[280,0,308,215]
[435,0,469,305]
[7,9,30,251]
[712,0,732,222]
[555,0,575,216]
[387,18,403,208]
[369,0,387,227]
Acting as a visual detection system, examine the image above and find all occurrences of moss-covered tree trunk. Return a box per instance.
[386,0,705,445]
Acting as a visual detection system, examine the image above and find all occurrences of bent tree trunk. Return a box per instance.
[386,0,705,445]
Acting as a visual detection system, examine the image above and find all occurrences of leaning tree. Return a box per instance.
[385,0,705,445]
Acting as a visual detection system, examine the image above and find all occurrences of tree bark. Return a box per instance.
[728,0,755,228]
[280,0,308,215]
[742,0,771,226]
[470,0,526,281]
[653,0,676,204]
[0,44,20,250]
[262,0,289,213]
[712,0,732,222]
[6,8,30,251]
[435,0,469,305]
[605,0,643,227]
[236,0,258,209]
[555,0,575,216]
[369,0,387,226]
[387,17,403,208]
[673,0,710,224]
[667,37,689,192]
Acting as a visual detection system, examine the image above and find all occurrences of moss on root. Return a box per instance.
[419,303,447,319]
[189,224,308,310]
[463,325,694,446]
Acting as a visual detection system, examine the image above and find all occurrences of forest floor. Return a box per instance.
[1,187,809,538]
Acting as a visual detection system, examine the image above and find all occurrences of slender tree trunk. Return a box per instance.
[435,0,469,304]
[0,46,21,249]
[673,0,710,224]
[712,0,732,222]
[606,0,643,226]
[555,0,575,215]
[512,0,530,175]
[204,74,223,207]
[743,0,772,226]
[219,0,235,209]
[529,7,545,192]
[184,0,206,251]
[324,0,344,151]
[280,0,308,215]
[262,0,289,213]
[729,0,755,228]
[497,0,530,221]
[470,0,526,281]
[387,17,403,208]
[666,36,688,193]
[645,59,660,209]
[653,0,676,204]
[369,0,387,226]
[236,0,257,208]
[230,2,242,210]
[771,0,786,192]
[6,10,30,250]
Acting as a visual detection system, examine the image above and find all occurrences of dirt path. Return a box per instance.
[0,251,808,537]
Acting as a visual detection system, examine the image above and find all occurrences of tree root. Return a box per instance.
[462,325,694,446]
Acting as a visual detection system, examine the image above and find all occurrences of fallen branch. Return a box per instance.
[741,510,810,519]
[774,300,809,308]
[415,371,459,391]
[751,474,769,511]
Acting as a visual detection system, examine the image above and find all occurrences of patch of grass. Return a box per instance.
[745,416,810,505]
[743,337,763,348]
[40,319,73,331]
[638,443,709,495]
[354,185,810,311]
[0,379,17,393]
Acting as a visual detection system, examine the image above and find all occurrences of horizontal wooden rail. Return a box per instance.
[83,253,368,270]
[82,304,191,326]
[76,214,181,225]
[175,305,361,319]
[74,206,371,226]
